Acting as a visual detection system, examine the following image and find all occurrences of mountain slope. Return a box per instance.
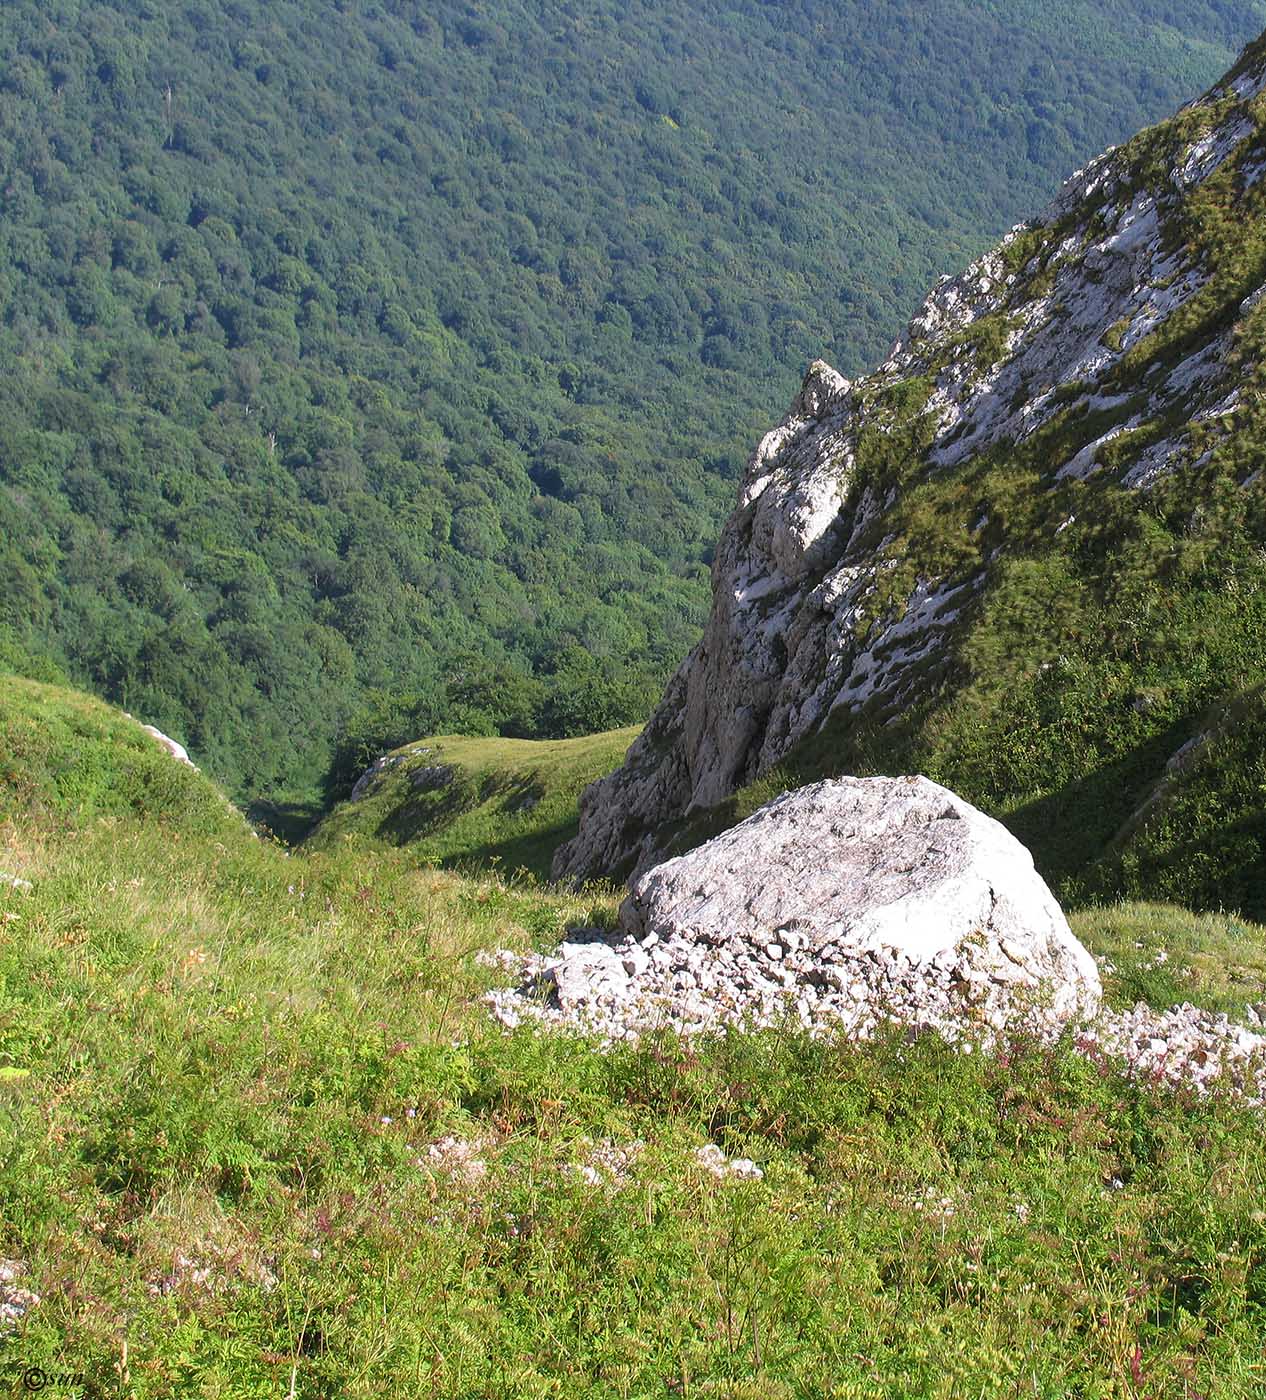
[0,672,248,840]
[2,0,1265,802]
[306,727,639,879]
[2,676,1266,1391]
[556,37,1266,917]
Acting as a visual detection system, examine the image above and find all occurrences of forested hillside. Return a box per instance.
[1,0,1263,803]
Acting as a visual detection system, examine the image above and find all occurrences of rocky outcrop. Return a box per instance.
[492,775,1266,1102]
[495,776,1100,1041]
[348,746,446,802]
[554,45,1266,884]
[139,724,197,769]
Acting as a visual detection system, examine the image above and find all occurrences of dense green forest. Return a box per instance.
[1,0,1263,805]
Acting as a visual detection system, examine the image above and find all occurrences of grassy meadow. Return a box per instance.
[0,676,1265,1397]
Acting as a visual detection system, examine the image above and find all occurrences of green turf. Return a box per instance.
[304,727,640,881]
[1072,901,1266,1017]
[3,682,1266,1397]
[0,674,248,840]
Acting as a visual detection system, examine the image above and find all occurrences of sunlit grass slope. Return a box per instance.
[1073,902,1266,1020]
[0,674,247,839]
[2,679,1266,1395]
[305,727,640,879]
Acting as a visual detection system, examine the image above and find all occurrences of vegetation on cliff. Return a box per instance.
[561,32,1266,916]
[4,10,1266,1392]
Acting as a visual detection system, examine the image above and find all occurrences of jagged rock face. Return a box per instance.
[554,42,1266,884]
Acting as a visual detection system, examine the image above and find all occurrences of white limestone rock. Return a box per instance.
[506,776,1103,1045]
[544,940,631,1009]
[620,776,1100,1022]
[139,724,196,768]
[493,786,1266,1102]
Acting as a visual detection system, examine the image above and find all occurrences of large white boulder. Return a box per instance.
[619,775,1100,1022]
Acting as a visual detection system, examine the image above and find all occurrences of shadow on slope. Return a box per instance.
[305,728,640,881]
[247,798,325,847]
[658,691,1263,918]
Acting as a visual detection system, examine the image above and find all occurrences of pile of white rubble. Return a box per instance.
[485,778,1266,1103]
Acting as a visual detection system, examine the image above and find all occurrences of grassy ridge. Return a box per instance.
[305,728,639,880]
[1,680,1266,1394]
[0,674,247,840]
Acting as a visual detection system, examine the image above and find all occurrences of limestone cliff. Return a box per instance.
[555,39,1266,887]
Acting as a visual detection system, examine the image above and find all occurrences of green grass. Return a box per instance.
[1087,683,1266,919]
[304,728,640,880]
[0,674,247,840]
[1072,902,1266,1016]
[1,680,1266,1395]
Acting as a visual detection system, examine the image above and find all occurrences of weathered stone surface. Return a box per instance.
[498,776,1104,1045]
[543,940,630,1010]
[489,776,1266,1101]
[619,776,1100,1021]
